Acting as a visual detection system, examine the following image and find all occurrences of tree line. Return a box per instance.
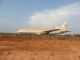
[0,33,80,40]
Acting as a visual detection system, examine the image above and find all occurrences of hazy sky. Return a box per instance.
[0,0,80,33]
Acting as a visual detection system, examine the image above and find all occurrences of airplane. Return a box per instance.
[49,21,70,34]
[17,21,69,35]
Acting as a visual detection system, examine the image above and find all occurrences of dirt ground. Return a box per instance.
[0,38,80,60]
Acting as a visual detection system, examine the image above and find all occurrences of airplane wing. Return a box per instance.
[53,31,70,34]
[41,29,60,34]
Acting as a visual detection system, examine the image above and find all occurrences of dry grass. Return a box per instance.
[0,38,80,60]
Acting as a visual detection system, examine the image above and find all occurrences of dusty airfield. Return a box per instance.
[0,38,80,60]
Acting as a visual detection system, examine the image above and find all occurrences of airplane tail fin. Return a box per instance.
[61,21,68,30]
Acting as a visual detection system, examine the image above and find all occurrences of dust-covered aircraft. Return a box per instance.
[17,21,69,34]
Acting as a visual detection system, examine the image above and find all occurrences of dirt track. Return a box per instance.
[0,38,80,60]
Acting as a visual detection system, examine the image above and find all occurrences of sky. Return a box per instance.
[0,0,80,34]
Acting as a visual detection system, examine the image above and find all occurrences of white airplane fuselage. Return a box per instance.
[17,28,51,34]
[17,21,69,34]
